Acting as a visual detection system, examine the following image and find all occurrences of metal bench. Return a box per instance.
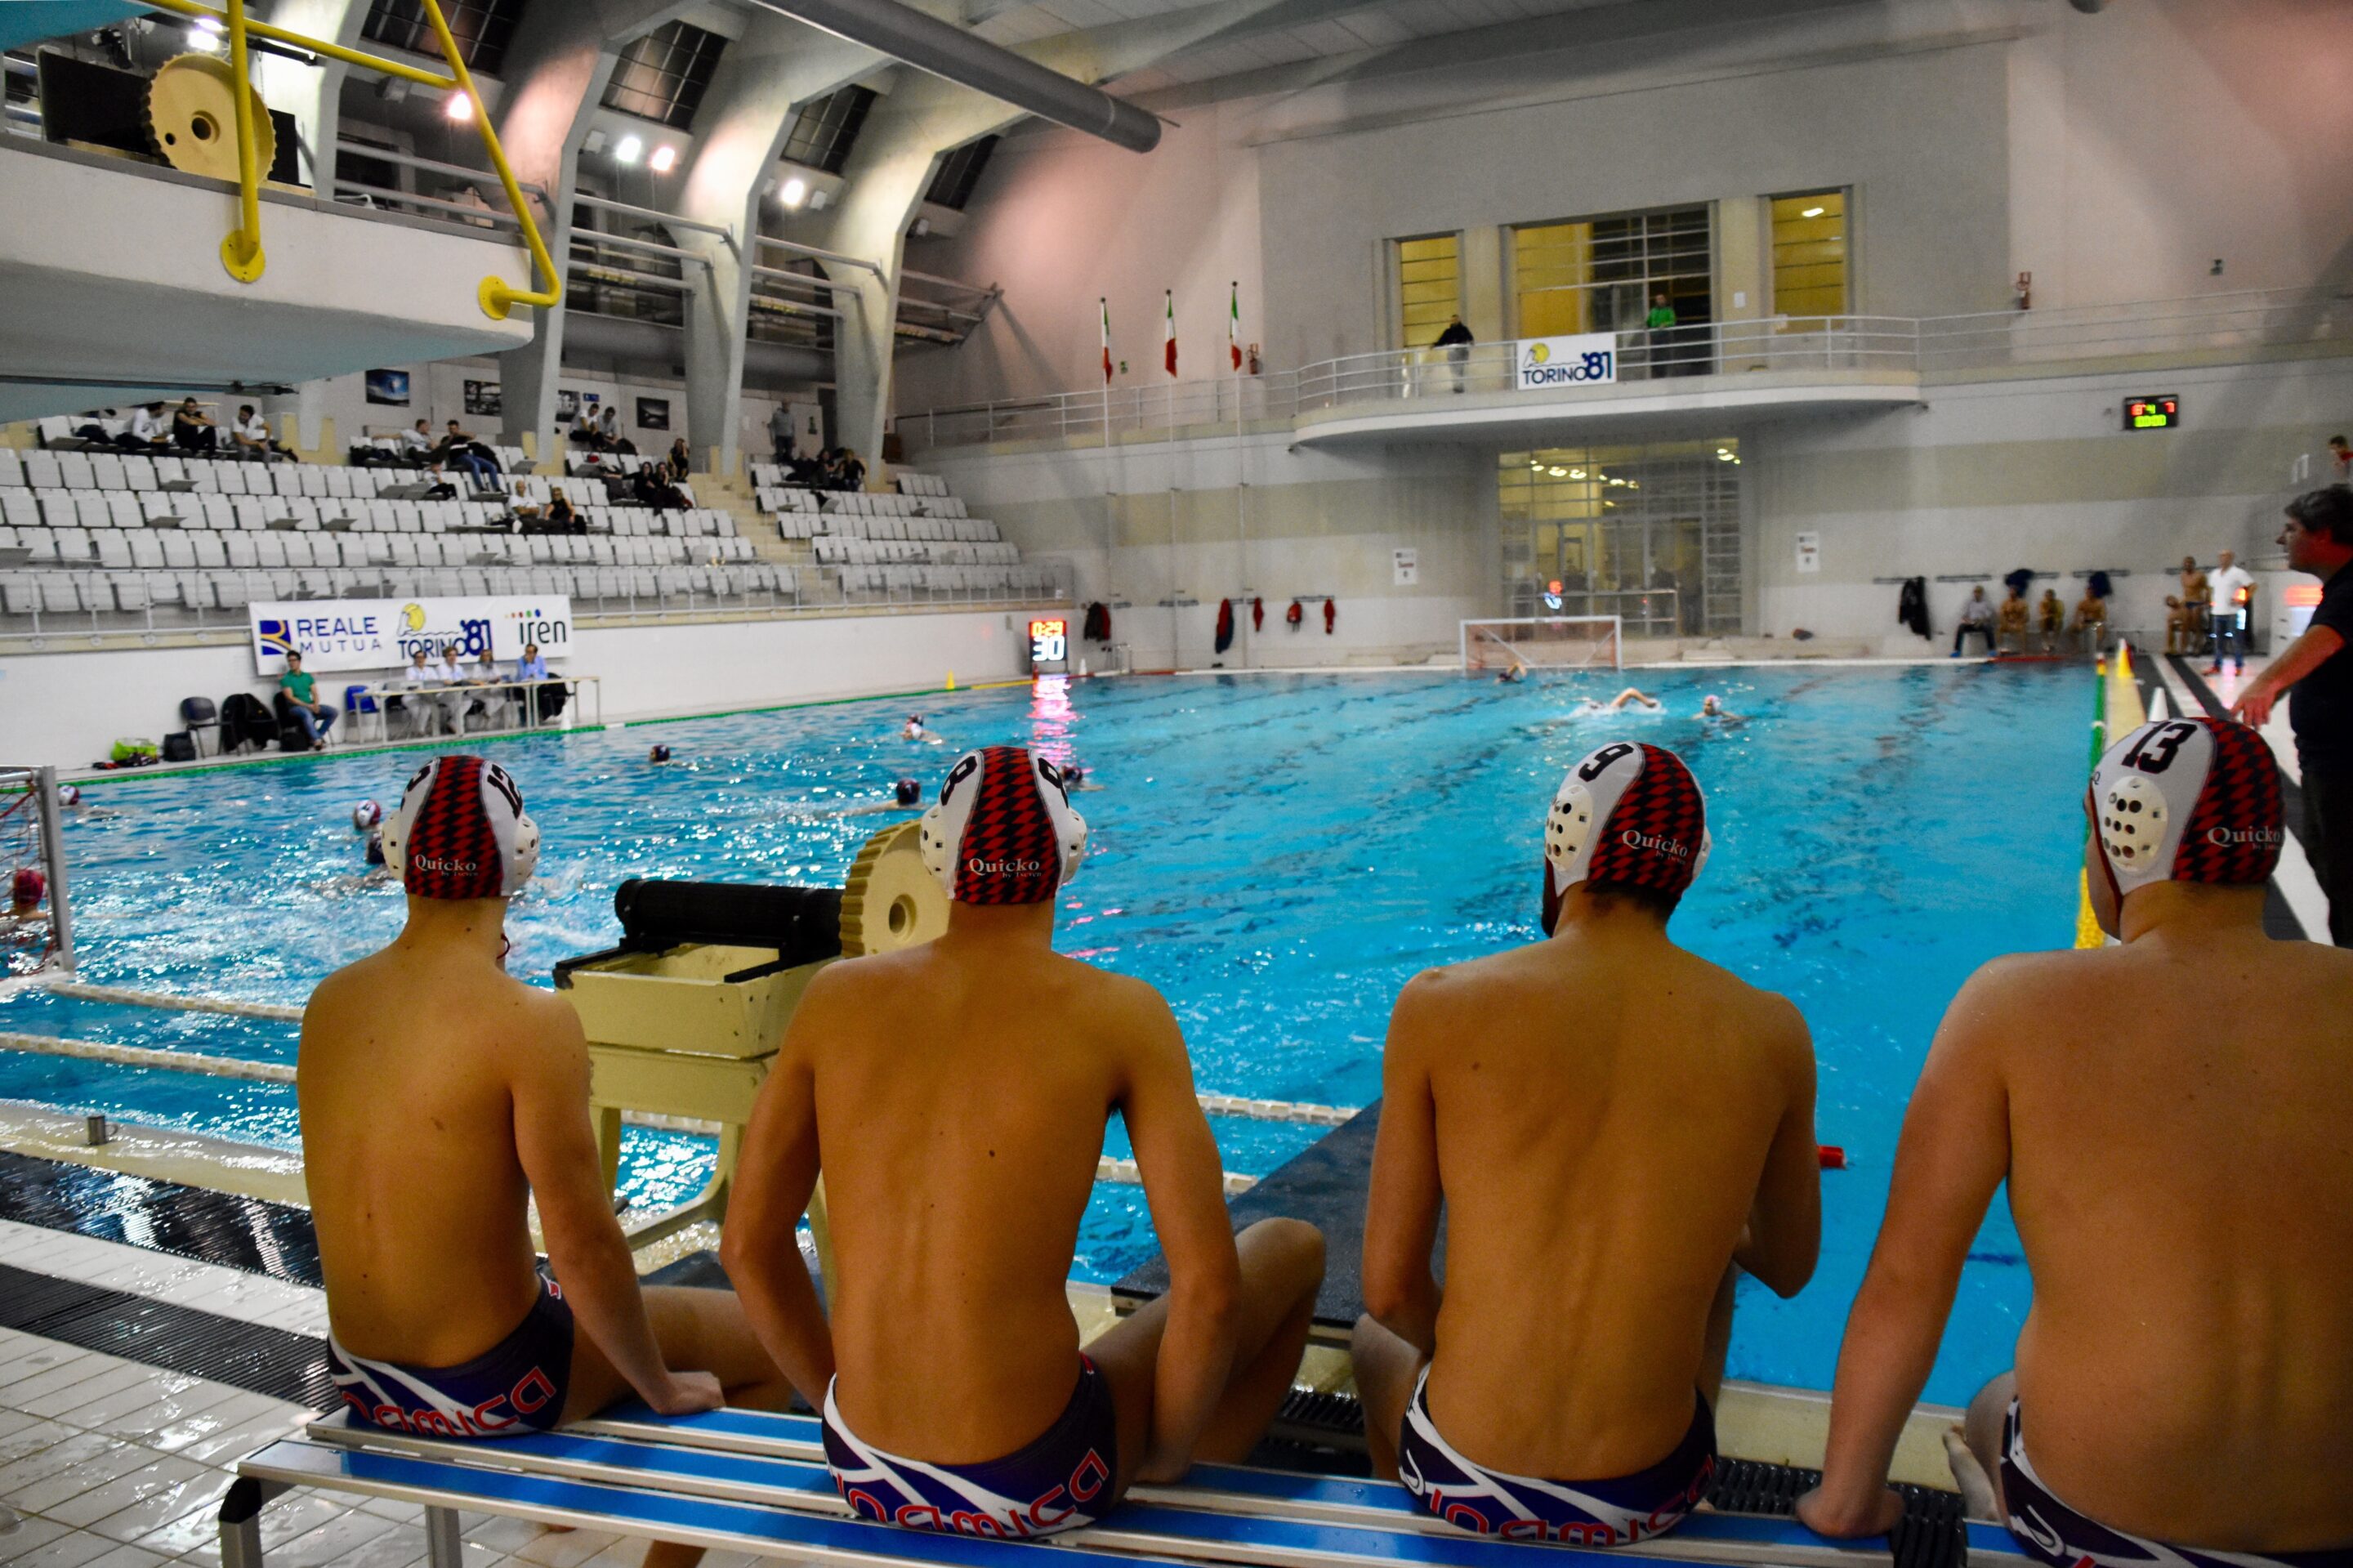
[223,1403,2022,1568]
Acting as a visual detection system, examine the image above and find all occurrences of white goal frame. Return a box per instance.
[1460,615,1623,673]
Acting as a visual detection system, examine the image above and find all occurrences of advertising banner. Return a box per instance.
[249,596,574,674]
[1516,333,1618,391]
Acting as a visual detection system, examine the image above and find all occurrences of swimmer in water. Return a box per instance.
[301,757,788,1568]
[1699,694,1745,726]
[901,714,944,745]
[649,744,674,764]
[7,868,44,922]
[726,747,1325,1539]
[1353,743,1817,1546]
[1800,718,2353,1561]
[1574,687,1663,716]
[1495,654,1529,684]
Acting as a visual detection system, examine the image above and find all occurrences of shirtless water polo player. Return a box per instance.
[1801,717,2353,1564]
[301,757,788,1568]
[724,744,1324,1539]
[1354,741,1820,1547]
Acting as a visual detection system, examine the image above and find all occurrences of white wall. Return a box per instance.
[0,610,1029,772]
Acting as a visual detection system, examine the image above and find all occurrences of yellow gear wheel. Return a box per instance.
[147,52,275,182]
[838,820,949,957]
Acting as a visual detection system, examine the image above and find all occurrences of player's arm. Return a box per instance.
[719,970,841,1409]
[509,990,717,1415]
[1736,998,1820,1298]
[1797,967,2014,1539]
[1116,981,1243,1484]
[1360,974,1444,1351]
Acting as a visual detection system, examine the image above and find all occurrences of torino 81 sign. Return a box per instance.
[1517,333,1618,391]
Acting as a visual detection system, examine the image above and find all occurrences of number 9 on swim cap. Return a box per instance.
[1543,743,1710,931]
[382,754,540,900]
[919,746,1087,905]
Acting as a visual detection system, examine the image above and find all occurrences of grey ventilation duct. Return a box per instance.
[747,0,1161,153]
[2069,0,2106,11]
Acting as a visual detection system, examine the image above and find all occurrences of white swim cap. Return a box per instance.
[919,746,1087,905]
[1543,743,1711,931]
[382,755,539,899]
[352,799,382,833]
[2087,717,2283,900]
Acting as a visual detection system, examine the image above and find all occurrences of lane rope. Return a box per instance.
[22,982,1362,1127]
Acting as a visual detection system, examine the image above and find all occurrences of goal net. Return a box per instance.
[2,767,74,979]
[1460,616,1623,673]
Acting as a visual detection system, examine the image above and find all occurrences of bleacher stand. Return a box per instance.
[0,446,784,628]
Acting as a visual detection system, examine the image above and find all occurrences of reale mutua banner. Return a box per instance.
[248,596,574,673]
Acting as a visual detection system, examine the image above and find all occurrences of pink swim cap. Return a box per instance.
[11,868,44,907]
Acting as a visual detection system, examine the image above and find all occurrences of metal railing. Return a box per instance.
[911,288,2353,450]
[142,0,559,318]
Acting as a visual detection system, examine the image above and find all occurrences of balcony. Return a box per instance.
[0,138,536,422]
[1288,319,1922,448]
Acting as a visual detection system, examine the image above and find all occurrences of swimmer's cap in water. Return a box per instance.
[352,800,382,833]
[2087,717,2281,899]
[919,745,1086,905]
[1543,742,1710,931]
[382,755,539,900]
[11,868,43,905]
[57,785,81,806]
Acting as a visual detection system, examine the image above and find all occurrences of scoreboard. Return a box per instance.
[2123,395,2180,431]
[1028,617,1069,673]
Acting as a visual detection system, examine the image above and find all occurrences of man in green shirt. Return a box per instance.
[1645,292,1679,376]
[278,650,339,747]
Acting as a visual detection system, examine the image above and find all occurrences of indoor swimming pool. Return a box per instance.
[0,663,2088,1404]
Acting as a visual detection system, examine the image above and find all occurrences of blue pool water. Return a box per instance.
[1,664,2089,1403]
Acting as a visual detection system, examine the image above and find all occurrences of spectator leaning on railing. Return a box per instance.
[2233,485,2353,945]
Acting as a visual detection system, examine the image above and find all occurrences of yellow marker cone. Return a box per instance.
[945,672,957,690]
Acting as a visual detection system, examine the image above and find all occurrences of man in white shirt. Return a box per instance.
[399,419,435,467]
[2206,549,2257,678]
[230,404,284,462]
[1951,584,1998,658]
[124,402,169,453]
[432,646,469,735]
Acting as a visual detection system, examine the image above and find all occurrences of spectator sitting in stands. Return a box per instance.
[431,646,468,734]
[1951,585,1998,657]
[786,449,824,488]
[632,463,686,512]
[435,421,502,494]
[172,397,218,454]
[465,649,505,730]
[597,404,636,456]
[119,401,170,453]
[838,447,867,492]
[278,651,338,745]
[570,409,601,449]
[388,647,432,737]
[400,418,436,468]
[768,404,793,464]
[663,437,690,484]
[230,404,286,462]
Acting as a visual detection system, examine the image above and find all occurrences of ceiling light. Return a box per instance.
[189,16,224,50]
[615,134,643,165]
[1547,466,1567,477]
[1569,467,1586,479]
[1802,206,1825,218]
[779,176,807,208]
[443,92,473,123]
[650,145,677,173]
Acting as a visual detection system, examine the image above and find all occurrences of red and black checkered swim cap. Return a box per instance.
[383,755,541,900]
[2088,717,2282,897]
[1543,743,1710,927]
[918,746,1087,905]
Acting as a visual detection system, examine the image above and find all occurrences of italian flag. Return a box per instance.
[1163,290,1177,377]
[1100,298,1112,385]
[1230,282,1242,371]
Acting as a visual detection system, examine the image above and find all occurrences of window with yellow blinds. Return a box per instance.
[1395,235,1462,350]
[1770,191,1848,326]
[1511,205,1711,342]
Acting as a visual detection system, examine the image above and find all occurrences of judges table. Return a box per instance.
[342,674,602,741]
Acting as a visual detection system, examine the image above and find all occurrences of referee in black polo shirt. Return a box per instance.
[2235,485,2353,945]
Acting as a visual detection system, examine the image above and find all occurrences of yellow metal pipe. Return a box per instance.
[219,0,264,281]
[143,0,457,90]
[415,0,561,318]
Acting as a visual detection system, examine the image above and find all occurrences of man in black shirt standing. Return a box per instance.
[1432,314,1475,393]
[2235,485,2353,944]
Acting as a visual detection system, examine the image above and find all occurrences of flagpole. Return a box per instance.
[1100,298,1114,605]
[1167,290,1179,671]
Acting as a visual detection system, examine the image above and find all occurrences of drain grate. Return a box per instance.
[0,1262,333,1409]
[1711,1458,1968,1568]
[0,1150,322,1288]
